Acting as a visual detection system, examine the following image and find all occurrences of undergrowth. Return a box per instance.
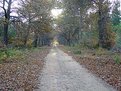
[0,47,43,63]
[65,45,81,54]
[65,45,121,65]
[0,48,24,63]
[113,54,121,64]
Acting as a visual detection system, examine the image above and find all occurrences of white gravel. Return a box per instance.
[36,47,117,91]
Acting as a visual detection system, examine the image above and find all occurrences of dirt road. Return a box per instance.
[36,47,116,91]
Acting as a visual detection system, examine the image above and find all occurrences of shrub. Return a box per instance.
[113,54,121,64]
[0,48,23,63]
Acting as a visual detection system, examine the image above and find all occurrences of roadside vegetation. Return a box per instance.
[0,48,24,63]
[62,45,121,90]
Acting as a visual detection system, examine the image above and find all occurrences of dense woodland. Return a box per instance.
[57,0,120,50]
[0,0,121,56]
[0,0,120,49]
[0,0,54,48]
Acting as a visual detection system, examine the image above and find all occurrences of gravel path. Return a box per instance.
[36,47,116,91]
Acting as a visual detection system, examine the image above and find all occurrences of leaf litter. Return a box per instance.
[0,47,50,91]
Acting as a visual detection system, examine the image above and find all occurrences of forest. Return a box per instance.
[0,0,121,51]
[0,0,121,90]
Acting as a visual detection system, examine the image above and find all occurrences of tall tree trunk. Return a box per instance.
[2,0,12,46]
[98,0,108,48]
[3,23,9,46]
[98,18,108,48]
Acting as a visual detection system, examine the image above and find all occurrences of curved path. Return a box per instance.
[36,47,116,91]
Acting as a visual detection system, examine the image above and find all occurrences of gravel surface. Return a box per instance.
[36,47,116,91]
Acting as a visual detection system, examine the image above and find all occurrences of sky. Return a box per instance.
[51,9,63,18]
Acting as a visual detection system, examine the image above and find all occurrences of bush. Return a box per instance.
[0,48,23,63]
[113,54,121,64]
[67,45,81,54]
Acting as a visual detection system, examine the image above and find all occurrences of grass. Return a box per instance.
[64,45,121,65]
[94,47,112,56]
[64,45,81,55]
[0,47,48,63]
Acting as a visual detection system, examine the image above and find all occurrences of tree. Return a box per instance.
[111,0,121,51]
[57,0,90,46]
[0,0,12,46]
[91,0,113,49]
[112,0,120,26]
[18,0,35,46]
[57,12,80,46]
[17,0,53,47]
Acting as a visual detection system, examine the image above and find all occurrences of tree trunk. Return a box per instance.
[2,0,12,46]
[67,39,71,46]
[98,19,108,48]
[98,0,108,48]
[3,23,9,46]
[23,29,30,46]
[23,17,31,46]
[34,35,38,47]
